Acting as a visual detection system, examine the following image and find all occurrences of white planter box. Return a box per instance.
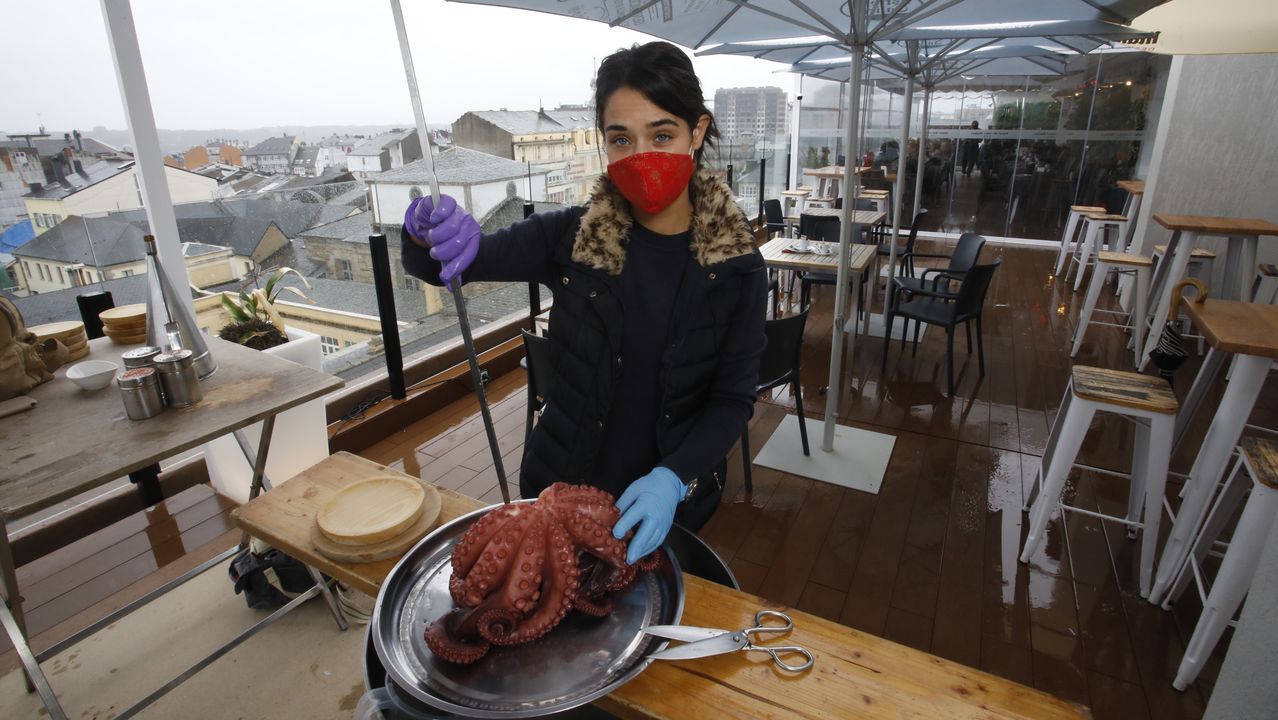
[204,327,329,504]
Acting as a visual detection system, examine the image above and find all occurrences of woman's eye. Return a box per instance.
[655,133,673,143]
[610,136,630,146]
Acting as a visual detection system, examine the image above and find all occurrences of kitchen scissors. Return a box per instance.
[643,610,815,672]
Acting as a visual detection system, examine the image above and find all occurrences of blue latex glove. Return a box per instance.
[613,467,686,565]
[404,194,480,287]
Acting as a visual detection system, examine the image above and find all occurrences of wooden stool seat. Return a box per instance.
[1239,437,1278,490]
[1116,179,1145,195]
[1071,204,1107,214]
[1071,365,1178,414]
[1260,263,1277,277]
[1154,244,1217,259]
[1097,251,1152,267]
[1085,213,1128,223]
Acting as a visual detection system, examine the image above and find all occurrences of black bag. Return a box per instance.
[228,546,317,610]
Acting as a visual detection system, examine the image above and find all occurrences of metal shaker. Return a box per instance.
[153,349,203,407]
[121,346,163,370]
[117,367,165,420]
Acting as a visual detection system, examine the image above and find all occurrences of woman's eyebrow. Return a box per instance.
[604,118,680,133]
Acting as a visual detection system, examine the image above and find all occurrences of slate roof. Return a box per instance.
[244,136,295,156]
[23,159,133,199]
[348,129,415,157]
[371,146,535,186]
[467,110,566,136]
[0,135,120,158]
[5,273,151,326]
[543,109,596,129]
[293,145,319,171]
[301,211,374,241]
[18,198,352,266]
[478,197,569,233]
[182,242,227,257]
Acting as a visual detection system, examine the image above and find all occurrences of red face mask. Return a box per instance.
[607,150,695,215]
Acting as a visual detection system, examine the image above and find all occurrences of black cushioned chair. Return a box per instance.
[881,260,1001,396]
[741,308,810,493]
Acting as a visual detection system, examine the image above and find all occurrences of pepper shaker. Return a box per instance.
[154,349,203,407]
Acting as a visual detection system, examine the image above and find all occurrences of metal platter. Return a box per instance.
[370,503,685,718]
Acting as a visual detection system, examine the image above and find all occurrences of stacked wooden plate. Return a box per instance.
[29,321,89,361]
[99,304,148,345]
[312,475,443,563]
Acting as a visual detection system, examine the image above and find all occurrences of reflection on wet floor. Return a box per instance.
[352,242,1276,720]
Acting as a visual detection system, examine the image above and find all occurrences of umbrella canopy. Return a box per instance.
[443,0,1170,454]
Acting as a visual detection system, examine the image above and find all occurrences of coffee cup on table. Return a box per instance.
[796,235,810,252]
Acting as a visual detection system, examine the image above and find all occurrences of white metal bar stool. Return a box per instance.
[1070,214,1129,291]
[1020,365,1177,598]
[1165,437,1278,691]
[1071,251,1152,368]
[1054,204,1107,278]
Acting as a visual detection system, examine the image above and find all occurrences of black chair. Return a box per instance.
[881,260,1001,397]
[521,329,553,446]
[763,199,784,236]
[876,208,928,280]
[890,232,986,316]
[741,308,810,493]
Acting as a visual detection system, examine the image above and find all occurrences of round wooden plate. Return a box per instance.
[318,476,431,546]
[313,479,442,564]
[99,304,146,323]
[30,321,86,341]
[106,332,148,345]
[103,317,147,332]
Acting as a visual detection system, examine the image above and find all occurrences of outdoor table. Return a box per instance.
[1140,214,1278,369]
[760,221,881,375]
[0,336,346,720]
[1148,299,1278,605]
[236,452,1088,720]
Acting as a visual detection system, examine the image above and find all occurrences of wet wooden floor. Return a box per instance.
[12,241,1276,719]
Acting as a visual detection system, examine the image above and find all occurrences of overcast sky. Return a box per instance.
[1,0,795,132]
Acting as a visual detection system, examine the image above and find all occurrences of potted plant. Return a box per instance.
[217,268,313,350]
[205,267,330,503]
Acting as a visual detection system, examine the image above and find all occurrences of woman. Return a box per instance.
[402,41,767,565]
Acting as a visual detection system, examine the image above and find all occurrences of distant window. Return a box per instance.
[22,261,30,276]
[336,258,353,281]
[123,269,134,277]
[57,267,64,284]
[404,275,419,291]
[320,336,340,355]
[33,215,44,228]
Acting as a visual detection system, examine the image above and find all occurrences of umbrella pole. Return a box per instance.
[887,71,916,300]
[821,45,864,452]
[912,85,931,220]
[789,73,802,191]
[389,0,510,503]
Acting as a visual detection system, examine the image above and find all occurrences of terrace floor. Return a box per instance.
[4,241,1275,719]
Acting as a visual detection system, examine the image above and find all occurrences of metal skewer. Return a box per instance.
[391,0,509,502]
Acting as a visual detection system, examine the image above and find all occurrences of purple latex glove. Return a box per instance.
[404,194,480,287]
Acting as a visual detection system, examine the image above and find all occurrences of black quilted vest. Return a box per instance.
[519,215,763,497]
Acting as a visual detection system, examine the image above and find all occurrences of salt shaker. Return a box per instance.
[117,367,165,420]
[154,349,203,407]
[121,346,163,370]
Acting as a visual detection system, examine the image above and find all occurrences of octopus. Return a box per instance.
[424,482,660,664]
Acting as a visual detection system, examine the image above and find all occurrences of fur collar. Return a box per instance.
[571,169,756,275]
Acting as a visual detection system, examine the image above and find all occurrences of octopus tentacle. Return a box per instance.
[424,609,490,664]
[505,519,579,645]
[449,504,526,603]
[455,507,536,607]
[475,607,522,645]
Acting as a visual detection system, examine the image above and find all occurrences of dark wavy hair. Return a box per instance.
[594,41,720,167]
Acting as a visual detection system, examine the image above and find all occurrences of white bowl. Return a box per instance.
[66,360,118,391]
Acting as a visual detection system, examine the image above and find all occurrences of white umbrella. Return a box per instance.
[440,0,1168,461]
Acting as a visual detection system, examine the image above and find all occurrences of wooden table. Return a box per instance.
[1139,214,1278,370]
[1149,299,1278,605]
[0,336,346,720]
[236,452,1088,719]
[760,233,879,372]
